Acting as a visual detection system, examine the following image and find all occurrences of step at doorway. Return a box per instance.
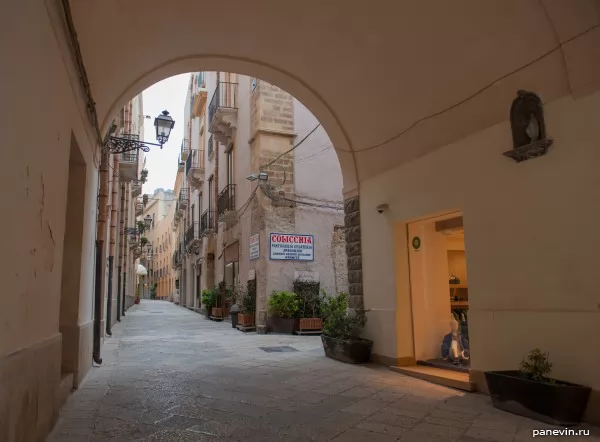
[389,365,475,392]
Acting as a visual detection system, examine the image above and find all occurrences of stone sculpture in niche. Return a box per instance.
[503,90,553,163]
[441,317,470,365]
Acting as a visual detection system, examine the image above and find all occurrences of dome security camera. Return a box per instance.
[376,204,389,214]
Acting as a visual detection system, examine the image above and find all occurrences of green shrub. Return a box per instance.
[201,288,217,310]
[267,291,299,318]
[520,348,553,382]
[293,279,322,318]
[239,279,256,314]
[321,291,369,341]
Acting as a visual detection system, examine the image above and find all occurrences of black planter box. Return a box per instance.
[268,317,295,334]
[485,371,591,426]
[321,335,373,364]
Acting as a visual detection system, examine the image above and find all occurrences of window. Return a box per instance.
[227,149,234,186]
[208,177,214,211]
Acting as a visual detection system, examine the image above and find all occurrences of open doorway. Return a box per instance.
[407,212,471,379]
[59,134,87,390]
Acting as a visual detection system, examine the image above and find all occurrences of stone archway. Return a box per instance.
[100,59,366,308]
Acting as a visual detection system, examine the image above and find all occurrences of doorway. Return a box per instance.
[59,134,87,386]
[407,212,471,376]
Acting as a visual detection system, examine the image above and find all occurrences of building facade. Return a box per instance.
[172,72,348,324]
[140,188,175,299]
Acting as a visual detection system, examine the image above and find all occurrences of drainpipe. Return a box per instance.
[122,182,130,316]
[117,182,125,321]
[106,155,119,335]
[93,150,110,365]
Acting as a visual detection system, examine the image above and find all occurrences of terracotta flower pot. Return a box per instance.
[238,313,255,327]
[297,318,322,332]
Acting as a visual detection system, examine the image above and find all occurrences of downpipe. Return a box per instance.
[122,272,127,316]
[92,241,103,365]
[105,256,114,335]
[116,266,122,321]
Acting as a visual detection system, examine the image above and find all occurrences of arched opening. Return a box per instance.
[99,57,359,200]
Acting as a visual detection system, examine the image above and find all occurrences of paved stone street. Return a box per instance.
[48,301,598,441]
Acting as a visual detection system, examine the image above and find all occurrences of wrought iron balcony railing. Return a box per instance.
[178,187,189,209]
[120,135,140,163]
[208,81,238,129]
[185,149,205,176]
[185,222,200,247]
[201,210,215,235]
[180,138,190,160]
[217,184,236,218]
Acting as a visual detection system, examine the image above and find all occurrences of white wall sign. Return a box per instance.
[269,233,314,261]
[248,269,256,280]
[249,233,260,260]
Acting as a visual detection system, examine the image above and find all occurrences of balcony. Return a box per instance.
[200,210,215,235]
[180,138,190,161]
[172,248,182,270]
[192,89,208,117]
[217,184,236,219]
[186,149,205,190]
[185,222,201,254]
[135,199,143,216]
[119,137,139,181]
[208,81,238,148]
[178,187,189,211]
[131,180,142,197]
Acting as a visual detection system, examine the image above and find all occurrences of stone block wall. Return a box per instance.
[344,196,363,309]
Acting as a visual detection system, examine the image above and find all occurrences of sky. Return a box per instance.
[141,74,190,195]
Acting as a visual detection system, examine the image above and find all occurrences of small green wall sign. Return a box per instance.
[412,236,421,250]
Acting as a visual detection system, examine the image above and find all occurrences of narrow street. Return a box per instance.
[49,301,597,442]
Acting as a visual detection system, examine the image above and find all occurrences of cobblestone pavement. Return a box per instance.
[48,300,598,441]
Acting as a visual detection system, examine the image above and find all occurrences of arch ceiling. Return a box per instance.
[73,0,600,196]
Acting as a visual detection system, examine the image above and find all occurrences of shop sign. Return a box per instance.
[249,233,260,260]
[269,233,314,261]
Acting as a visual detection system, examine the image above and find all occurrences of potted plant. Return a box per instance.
[237,280,256,330]
[293,279,323,334]
[485,349,591,426]
[267,291,299,334]
[320,291,372,364]
[211,282,225,320]
[201,288,216,319]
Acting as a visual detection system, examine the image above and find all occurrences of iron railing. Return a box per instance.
[185,222,200,247]
[201,210,215,234]
[217,184,236,217]
[186,149,205,176]
[178,187,189,207]
[181,138,190,159]
[208,81,238,129]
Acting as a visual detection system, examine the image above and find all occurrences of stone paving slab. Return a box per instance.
[47,301,599,441]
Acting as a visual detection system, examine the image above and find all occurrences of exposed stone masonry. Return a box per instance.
[344,196,363,309]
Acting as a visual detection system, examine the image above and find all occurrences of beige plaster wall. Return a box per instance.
[0,1,99,439]
[361,91,600,390]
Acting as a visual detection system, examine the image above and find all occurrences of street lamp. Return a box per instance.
[144,214,153,230]
[106,110,175,153]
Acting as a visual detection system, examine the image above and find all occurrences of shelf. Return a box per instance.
[449,284,468,289]
[451,301,469,308]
